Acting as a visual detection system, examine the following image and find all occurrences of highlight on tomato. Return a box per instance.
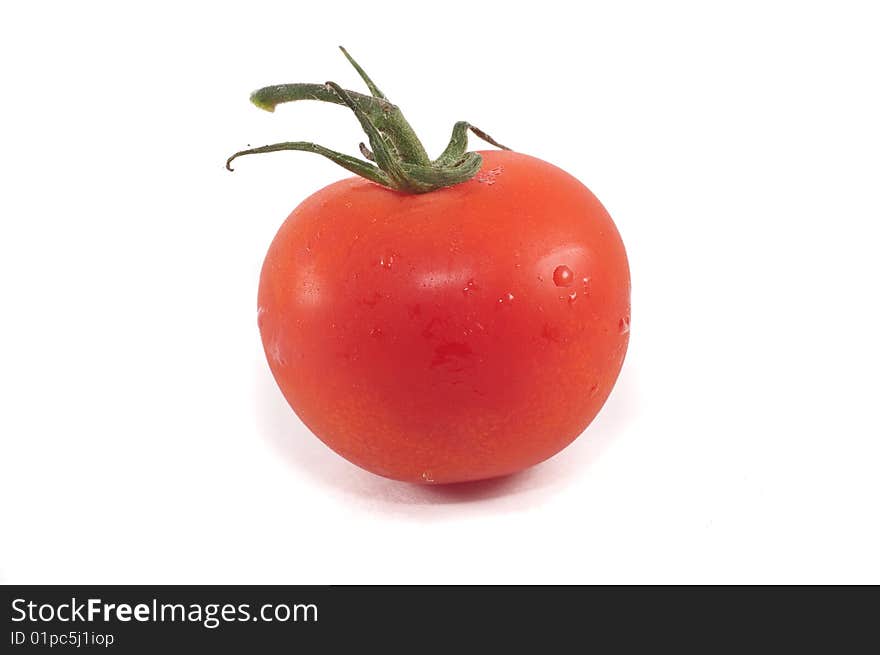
[228,47,631,484]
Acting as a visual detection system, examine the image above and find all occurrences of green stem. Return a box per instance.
[339,46,386,99]
[227,47,512,194]
[226,141,390,187]
[250,82,430,166]
[434,122,511,167]
[324,81,416,192]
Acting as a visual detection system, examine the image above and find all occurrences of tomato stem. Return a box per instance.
[339,46,386,100]
[226,47,511,194]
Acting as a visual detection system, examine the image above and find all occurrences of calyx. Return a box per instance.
[226,47,510,194]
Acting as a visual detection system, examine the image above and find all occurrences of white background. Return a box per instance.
[1,1,878,584]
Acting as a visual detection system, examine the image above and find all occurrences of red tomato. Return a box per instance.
[258,149,630,483]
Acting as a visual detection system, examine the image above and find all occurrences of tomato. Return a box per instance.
[231,49,631,483]
[256,149,630,483]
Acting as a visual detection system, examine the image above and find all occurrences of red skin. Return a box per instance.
[258,150,630,483]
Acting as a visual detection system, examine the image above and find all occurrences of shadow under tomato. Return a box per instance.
[254,358,636,510]
[416,473,537,501]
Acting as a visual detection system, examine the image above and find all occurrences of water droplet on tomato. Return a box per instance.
[462,278,477,294]
[378,253,395,269]
[619,316,630,334]
[369,327,383,337]
[567,291,578,304]
[553,265,574,287]
[498,292,515,305]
